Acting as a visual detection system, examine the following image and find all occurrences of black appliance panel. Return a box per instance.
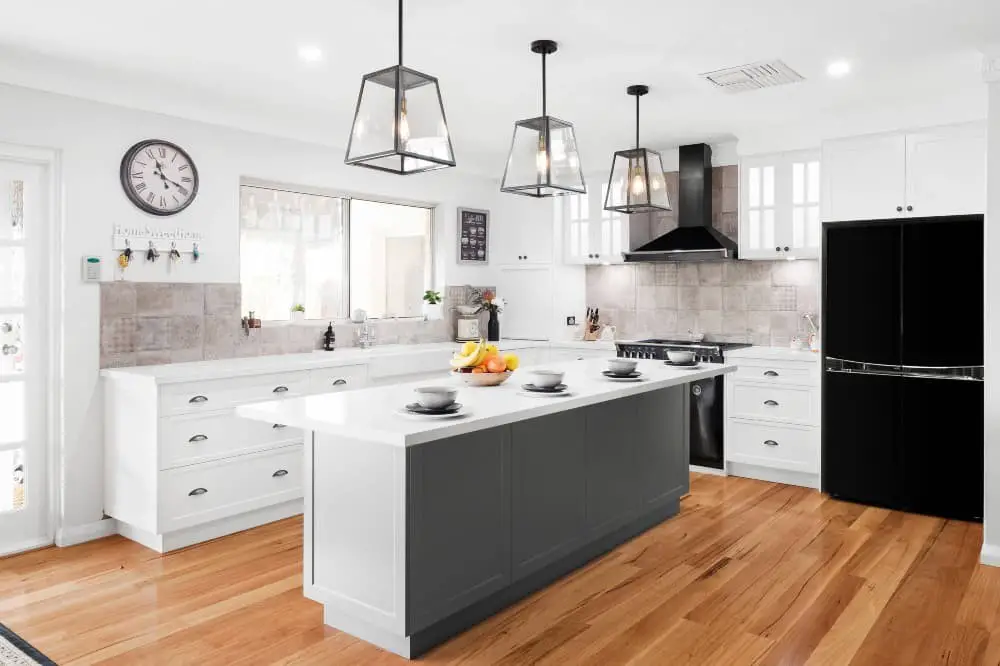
[824,222,901,366]
[901,216,984,368]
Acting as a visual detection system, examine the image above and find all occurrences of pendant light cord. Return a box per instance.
[635,94,640,150]
[541,51,547,118]
[397,0,404,67]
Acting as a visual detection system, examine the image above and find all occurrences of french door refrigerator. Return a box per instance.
[822,215,984,522]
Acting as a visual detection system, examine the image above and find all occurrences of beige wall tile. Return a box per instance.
[678,286,699,310]
[723,286,747,312]
[697,310,722,334]
[135,316,171,351]
[135,284,174,316]
[748,310,771,335]
[169,315,203,351]
[205,283,242,316]
[722,311,749,336]
[698,263,723,285]
[101,316,136,354]
[697,287,723,310]
[677,264,700,286]
[101,283,136,316]
[637,285,677,310]
[136,351,171,366]
[172,284,205,316]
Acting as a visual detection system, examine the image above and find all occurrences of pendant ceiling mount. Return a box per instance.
[500,39,586,198]
[345,0,456,175]
[604,84,671,214]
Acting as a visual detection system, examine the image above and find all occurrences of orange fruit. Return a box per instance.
[486,357,507,373]
[472,366,487,374]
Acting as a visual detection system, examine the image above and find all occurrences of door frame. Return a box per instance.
[0,142,63,555]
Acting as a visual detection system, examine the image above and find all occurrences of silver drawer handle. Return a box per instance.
[332,379,348,386]
[273,385,289,393]
[764,399,779,407]
[188,395,208,403]
[272,423,287,429]
[764,370,779,377]
[188,487,208,496]
[188,434,208,442]
[272,469,289,478]
[764,440,779,447]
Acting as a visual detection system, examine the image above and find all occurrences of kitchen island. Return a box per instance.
[237,358,734,658]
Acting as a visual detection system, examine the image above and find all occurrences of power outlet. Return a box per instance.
[566,316,577,326]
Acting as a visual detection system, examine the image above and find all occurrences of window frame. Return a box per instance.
[239,177,438,323]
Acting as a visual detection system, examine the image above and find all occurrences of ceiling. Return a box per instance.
[0,0,996,176]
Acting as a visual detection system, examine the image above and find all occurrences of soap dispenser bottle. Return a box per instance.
[323,322,336,351]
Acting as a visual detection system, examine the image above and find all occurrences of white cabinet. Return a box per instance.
[822,123,985,222]
[491,195,553,265]
[560,185,627,265]
[724,350,820,488]
[497,266,552,340]
[740,150,822,260]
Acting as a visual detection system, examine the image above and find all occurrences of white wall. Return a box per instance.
[985,78,1000,564]
[0,82,547,532]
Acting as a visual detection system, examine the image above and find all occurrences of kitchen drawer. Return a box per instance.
[367,350,455,380]
[160,372,311,416]
[307,364,368,393]
[731,359,818,386]
[726,420,819,473]
[159,445,303,532]
[160,413,302,470]
[730,382,815,425]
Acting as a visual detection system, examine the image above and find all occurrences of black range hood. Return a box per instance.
[623,143,738,262]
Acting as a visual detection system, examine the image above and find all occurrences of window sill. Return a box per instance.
[261,316,433,327]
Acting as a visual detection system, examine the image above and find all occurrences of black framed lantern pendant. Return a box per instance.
[500,40,586,198]
[604,85,670,213]
[345,0,456,174]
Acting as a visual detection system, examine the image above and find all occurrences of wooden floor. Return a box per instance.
[3,474,1000,665]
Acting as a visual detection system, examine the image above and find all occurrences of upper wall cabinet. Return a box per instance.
[740,150,822,260]
[559,184,627,265]
[491,196,554,265]
[822,123,986,223]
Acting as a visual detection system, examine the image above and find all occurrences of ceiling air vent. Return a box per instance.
[701,60,804,94]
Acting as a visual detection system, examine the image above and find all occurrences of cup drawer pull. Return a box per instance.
[273,386,290,393]
[763,440,779,447]
[188,487,208,496]
[188,395,209,403]
[272,424,287,429]
[763,399,779,407]
[272,469,289,478]
[763,370,779,377]
[188,434,208,443]
[332,379,348,386]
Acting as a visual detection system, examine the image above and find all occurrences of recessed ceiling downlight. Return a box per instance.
[298,45,324,63]
[827,60,851,78]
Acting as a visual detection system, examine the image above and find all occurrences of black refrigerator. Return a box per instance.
[822,215,984,522]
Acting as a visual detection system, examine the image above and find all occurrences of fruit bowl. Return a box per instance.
[454,369,513,387]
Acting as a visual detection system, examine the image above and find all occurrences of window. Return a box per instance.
[740,150,821,259]
[240,184,433,321]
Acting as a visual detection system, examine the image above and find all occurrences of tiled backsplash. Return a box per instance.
[585,261,820,347]
[99,282,452,369]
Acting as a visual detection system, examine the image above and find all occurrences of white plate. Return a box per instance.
[602,375,647,382]
[395,407,470,420]
[517,390,577,398]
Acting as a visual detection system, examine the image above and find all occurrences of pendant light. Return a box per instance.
[604,85,670,213]
[345,0,455,174]
[500,40,586,198]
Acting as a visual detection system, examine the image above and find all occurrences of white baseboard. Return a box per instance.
[981,543,1000,567]
[726,462,820,489]
[1,536,54,557]
[690,464,727,477]
[55,518,119,547]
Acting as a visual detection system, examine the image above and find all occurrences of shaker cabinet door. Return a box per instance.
[904,124,986,217]
[822,133,906,222]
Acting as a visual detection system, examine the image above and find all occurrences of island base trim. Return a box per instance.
[726,462,820,490]
[320,497,681,660]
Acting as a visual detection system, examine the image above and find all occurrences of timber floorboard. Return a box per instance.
[2,473,999,665]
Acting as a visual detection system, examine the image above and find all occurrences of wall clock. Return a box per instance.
[120,139,199,216]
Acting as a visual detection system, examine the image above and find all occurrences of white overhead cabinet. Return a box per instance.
[490,196,553,265]
[497,266,553,340]
[560,185,627,265]
[822,123,986,222]
[739,150,821,260]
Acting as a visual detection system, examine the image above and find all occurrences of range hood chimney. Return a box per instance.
[623,143,737,262]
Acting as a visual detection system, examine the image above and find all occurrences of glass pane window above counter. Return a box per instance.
[240,185,433,321]
[740,150,821,261]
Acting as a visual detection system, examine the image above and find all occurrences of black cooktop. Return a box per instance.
[637,339,752,351]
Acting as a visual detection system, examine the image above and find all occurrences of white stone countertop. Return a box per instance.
[725,346,821,362]
[236,358,734,447]
[99,339,620,384]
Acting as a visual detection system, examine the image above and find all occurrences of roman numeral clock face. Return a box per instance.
[120,140,199,216]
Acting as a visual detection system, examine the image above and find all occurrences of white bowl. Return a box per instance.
[456,371,512,387]
[414,386,457,409]
[607,358,638,375]
[667,350,696,364]
[529,369,565,389]
[455,305,479,316]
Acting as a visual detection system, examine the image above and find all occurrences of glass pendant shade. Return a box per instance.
[604,84,671,214]
[501,115,585,197]
[501,40,586,198]
[345,0,455,175]
[605,147,669,213]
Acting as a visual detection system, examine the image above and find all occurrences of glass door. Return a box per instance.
[0,159,49,555]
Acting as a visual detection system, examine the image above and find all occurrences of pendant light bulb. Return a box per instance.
[535,136,548,175]
[398,96,411,145]
[629,163,646,197]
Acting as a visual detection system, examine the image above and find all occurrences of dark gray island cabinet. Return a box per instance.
[236,361,731,659]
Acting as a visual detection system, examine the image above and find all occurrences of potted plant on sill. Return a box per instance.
[422,290,443,320]
[290,303,306,323]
